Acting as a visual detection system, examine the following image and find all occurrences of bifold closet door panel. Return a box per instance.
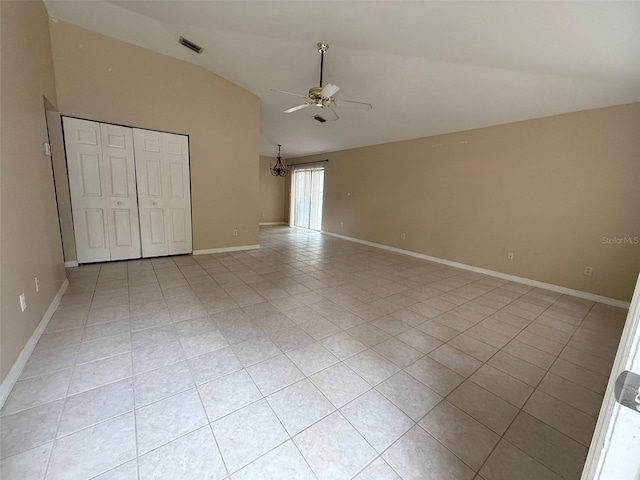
[161,131,192,256]
[133,129,168,258]
[63,118,110,263]
[99,123,141,261]
[133,129,192,258]
[63,117,140,263]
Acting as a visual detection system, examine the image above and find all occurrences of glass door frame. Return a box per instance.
[289,166,325,231]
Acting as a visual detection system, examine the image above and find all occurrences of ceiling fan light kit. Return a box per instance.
[275,42,373,123]
[270,144,288,177]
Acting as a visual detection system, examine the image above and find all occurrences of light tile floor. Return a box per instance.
[0,226,628,480]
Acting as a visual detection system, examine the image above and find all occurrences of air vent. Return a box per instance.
[179,36,203,54]
[313,115,327,123]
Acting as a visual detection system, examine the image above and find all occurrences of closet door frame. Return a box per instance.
[63,116,193,263]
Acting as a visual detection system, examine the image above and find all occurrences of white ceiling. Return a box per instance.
[44,1,640,158]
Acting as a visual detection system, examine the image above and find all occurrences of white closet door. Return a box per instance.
[99,123,141,261]
[134,129,192,257]
[161,133,192,255]
[133,129,168,257]
[64,118,111,263]
[64,117,141,263]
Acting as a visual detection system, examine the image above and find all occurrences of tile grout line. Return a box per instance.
[359,282,585,477]
[2,229,624,479]
[129,261,142,480]
[196,240,600,477]
[468,297,600,478]
[41,264,101,480]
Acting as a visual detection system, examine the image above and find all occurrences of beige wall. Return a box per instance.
[0,1,66,382]
[48,20,261,253]
[288,104,640,301]
[259,156,285,224]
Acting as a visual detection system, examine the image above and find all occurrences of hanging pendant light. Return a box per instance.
[270,144,288,177]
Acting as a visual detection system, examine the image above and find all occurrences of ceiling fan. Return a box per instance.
[274,43,373,122]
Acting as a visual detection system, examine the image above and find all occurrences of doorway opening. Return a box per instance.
[291,167,325,231]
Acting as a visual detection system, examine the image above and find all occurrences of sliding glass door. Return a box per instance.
[291,167,324,231]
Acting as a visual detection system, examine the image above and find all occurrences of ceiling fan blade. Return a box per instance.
[321,107,339,122]
[333,99,373,110]
[284,103,311,113]
[272,89,309,99]
[320,83,340,98]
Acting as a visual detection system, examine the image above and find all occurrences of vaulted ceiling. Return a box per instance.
[44,1,640,158]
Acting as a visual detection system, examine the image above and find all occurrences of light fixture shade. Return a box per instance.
[270,144,288,177]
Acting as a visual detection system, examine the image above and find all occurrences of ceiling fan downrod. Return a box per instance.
[317,43,329,88]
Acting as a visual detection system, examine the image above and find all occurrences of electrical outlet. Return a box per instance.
[584,266,593,276]
[19,293,27,312]
[400,233,406,240]
[340,222,344,228]
[507,252,514,260]
[35,276,39,293]
[233,229,238,236]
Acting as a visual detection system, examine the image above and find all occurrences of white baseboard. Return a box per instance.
[64,260,78,268]
[321,231,630,309]
[259,222,286,226]
[0,278,69,409]
[193,244,260,255]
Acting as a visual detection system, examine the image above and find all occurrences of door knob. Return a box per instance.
[153,201,158,206]
[117,201,122,205]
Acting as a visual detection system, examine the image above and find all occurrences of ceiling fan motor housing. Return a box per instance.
[276,41,371,119]
[309,86,327,106]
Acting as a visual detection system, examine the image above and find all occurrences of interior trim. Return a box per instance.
[0,278,69,409]
[322,231,631,309]
[193,244,260,255]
